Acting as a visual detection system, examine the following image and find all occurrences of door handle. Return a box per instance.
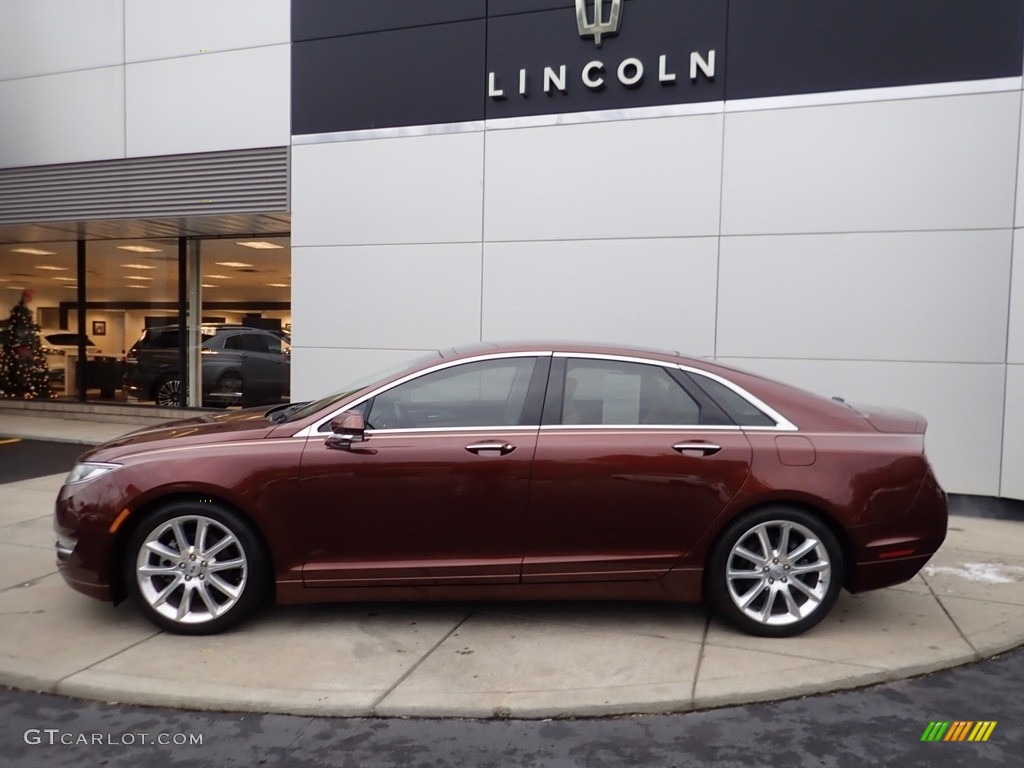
[465,441,516,456]
[673,441,721,456]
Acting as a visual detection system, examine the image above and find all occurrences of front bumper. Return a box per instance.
[54,486,117,603]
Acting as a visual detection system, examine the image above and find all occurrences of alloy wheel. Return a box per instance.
[135,515,248,626]
[155,378,182,407]
[724,519,833,628]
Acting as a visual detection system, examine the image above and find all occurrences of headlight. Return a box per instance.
[66,462,121,485]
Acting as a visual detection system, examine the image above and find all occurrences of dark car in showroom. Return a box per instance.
[57,342,947,637]
[123,324,290,407]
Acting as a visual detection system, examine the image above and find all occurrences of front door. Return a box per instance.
[298,355,546,587]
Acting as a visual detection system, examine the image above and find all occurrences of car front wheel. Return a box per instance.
[709,507,843,638]
[125,501,268,634]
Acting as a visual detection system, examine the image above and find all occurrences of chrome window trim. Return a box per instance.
[294,349,797,438]
[294,351,553,438]
[365,426,542,436]
[539,424,742,432]
[553,351,798,431]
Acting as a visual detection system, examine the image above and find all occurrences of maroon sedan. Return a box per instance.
[54,342,947,637]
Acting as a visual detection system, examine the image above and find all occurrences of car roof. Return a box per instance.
[445,340,691,365]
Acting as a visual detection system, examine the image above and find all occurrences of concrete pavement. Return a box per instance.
[1,407,1023,719]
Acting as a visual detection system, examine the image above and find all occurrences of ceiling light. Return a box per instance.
[35,265,69,271]
[53,277,77,282]
[235,241,284,250]
[125,284,150,289]
[125,275,154,281]
[6,285,26,290]
[121,263,157,270]
[216,261,254,268]
[11,248,57,256]
[204,274,231,279]
[201,284,217,289]
[117,245,163,253]
[266,283,290,288]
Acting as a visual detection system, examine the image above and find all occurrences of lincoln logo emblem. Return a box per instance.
[576,0,622,47]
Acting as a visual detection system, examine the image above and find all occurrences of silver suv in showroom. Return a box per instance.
[123,324,290,407]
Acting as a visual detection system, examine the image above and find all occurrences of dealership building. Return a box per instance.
[0,0,1022,502]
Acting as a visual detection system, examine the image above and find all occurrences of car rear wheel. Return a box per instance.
[154,376,183,407]
[125,501,268,635]
[709,507,843,637]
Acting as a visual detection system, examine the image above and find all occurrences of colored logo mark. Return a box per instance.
[920,721,997,742]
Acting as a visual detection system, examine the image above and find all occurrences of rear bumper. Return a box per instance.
[846,465,947,593]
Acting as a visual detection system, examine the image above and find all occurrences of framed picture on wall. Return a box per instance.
[92,320,106,336]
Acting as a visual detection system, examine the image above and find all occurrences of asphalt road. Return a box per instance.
[0,436,87,483]
[1,645,1020,768]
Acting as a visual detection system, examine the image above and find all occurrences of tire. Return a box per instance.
[154,377,183,407]
[708,506,843,638]
[124,500,268,635]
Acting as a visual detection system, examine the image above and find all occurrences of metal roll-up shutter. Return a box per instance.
[0,147,288,224]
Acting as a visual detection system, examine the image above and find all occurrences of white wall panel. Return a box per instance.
[126,45,289,157]
[292,133,485,247]
[714,357,1004,497]
[717,230,1012,363]
[126,0,289,63]
[0,68,125,168]
[1001,365,1024,500]
[1009,230,1024,364]
[722,92,1021,235]
[292,244,482,349]
[0,0,122,81]
[1017,96,1024,229]
[290,347,432,402]
[484,115,723,242]
[482,238,718,354]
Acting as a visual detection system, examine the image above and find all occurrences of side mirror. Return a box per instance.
[325,412,367,450]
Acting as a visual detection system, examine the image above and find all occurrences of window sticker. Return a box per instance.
[602,372,641,424]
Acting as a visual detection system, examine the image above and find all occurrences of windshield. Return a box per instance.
[273,350,443,423]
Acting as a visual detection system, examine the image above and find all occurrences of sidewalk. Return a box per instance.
[1,409,1023,718]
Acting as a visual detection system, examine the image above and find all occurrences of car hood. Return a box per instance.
[83,409,278,461]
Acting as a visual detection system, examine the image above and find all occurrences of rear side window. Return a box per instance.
[143,329,181,349]
[687,373,776,427]
[562,359,700,426]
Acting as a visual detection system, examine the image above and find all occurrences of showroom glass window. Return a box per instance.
[366,358,537,429]
[92,239,179,404]
[196,237,291,408]
[0,241,78,399]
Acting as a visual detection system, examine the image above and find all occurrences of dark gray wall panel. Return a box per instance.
[489,0,571,15]
[292,20,486,135]
[292,0,485,41]
[485,0,725,120]
[291,0,1024,135]
[726,0,1024,100]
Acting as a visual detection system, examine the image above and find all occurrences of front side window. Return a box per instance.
[366,357,537,430]
[561,359,701,426]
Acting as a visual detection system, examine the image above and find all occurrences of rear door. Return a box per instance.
[523,354,753,583]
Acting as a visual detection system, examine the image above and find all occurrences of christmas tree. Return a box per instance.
[0,289,53,399]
